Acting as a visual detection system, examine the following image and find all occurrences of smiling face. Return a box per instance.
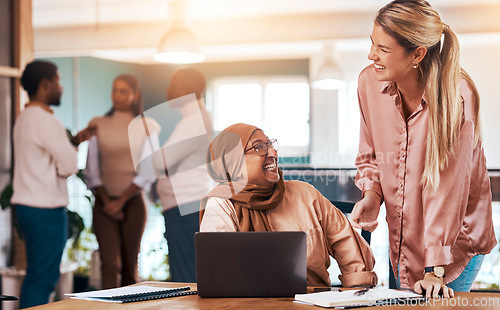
[244,130,280,187]
[368,22,418,84]
[111,79,135,112]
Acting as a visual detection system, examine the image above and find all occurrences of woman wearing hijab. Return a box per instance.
[200,123,377,288]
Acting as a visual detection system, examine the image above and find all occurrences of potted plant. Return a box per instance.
[1,179,87,302]
[0,181,86,258]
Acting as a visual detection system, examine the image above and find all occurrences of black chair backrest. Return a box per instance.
[330,200,371,245]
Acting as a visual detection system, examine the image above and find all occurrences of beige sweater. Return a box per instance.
[88,111,160,196]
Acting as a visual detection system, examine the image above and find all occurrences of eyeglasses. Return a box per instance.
[245,139,279,157]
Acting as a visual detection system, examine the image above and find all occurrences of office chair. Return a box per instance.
[0,294,19,301]
[330,200,371,245]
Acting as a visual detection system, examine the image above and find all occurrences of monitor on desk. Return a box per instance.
[195,231,307,297]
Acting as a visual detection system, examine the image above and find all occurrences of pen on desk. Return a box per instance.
[0,295,19,301]
[353,288,370,296]
[313,287,341,292]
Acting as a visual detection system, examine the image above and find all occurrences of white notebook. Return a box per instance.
[66,285,196,303]
[295,288,424,308]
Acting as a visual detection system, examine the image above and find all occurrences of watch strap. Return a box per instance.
[424,266,445,278]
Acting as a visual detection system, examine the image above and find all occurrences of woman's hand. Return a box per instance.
[349,191,381,232]
[103,198,125,221]
[414,273,454,299]
[94,187,123,220]
[101,184,140,221]
[71,124,97,146]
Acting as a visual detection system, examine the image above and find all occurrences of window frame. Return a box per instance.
[210,75,311,157]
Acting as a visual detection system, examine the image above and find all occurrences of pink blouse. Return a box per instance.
[355,64,497,288]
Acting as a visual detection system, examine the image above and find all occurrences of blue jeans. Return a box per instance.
[396,255,484,292]
[163,201,200,283]
[447,255,484,292]
[15,205,67,309]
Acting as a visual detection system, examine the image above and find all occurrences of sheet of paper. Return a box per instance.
[294,288,423,308]
[360,288,422,300]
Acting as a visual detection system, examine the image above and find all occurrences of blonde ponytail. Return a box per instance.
[422,24,462,189]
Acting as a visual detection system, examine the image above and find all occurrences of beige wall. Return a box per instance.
[461,39,500,168]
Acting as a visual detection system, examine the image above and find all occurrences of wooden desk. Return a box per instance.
[27,282,500,310]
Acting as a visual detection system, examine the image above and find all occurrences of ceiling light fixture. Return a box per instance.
[154,0,205,64]
[311,44,345,90]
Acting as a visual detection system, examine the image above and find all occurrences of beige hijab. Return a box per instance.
[200,123,285,231]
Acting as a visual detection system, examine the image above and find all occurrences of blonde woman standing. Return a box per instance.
[350,0,496,298]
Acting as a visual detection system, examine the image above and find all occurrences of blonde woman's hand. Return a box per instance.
[414,273,454,299]
[349,191,381,233]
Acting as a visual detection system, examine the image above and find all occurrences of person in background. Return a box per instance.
[13,60,94,308]
[350,0,496,298]
[153,68,213,283]
[200,123,378,288]
[84,74,160,289]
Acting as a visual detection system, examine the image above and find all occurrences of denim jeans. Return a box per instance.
[447,255,484,292]
[15,205,67,309]
[163,201,200,283]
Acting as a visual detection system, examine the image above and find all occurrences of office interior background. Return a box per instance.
[1,0,500,292]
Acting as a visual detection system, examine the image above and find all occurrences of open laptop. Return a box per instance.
[195,231,307,297]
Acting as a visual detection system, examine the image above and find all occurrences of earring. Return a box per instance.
[413,63,419,69]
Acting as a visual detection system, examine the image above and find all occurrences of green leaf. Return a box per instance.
[66,128,74,140]
[76,169,86,183]
[67,209,85,246]
[0,182,13,210]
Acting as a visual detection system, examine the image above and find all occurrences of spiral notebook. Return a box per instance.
[66,285,197,303]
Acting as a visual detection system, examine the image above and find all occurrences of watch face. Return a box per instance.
[434,266,445,277]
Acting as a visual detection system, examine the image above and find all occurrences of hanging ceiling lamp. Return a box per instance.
[154,0,205,64]
[311,44,345,90]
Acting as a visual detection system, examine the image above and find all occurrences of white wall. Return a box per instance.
[309,45,370,168]
[460,37,500,168]
[310,37,500,169]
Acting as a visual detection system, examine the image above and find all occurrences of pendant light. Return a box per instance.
[154,0,205,64]
[311,44,345,90]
